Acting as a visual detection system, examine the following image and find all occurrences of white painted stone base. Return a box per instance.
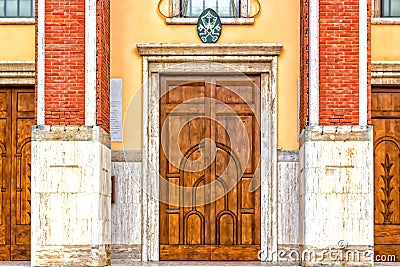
[111,151,142,263]
[31,126,111,267]
[277,151,300,265]
[299,126,374,267]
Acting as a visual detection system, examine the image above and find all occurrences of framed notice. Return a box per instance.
[110,78,123,142]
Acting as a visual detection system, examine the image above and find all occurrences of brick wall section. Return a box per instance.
[96,0,111,133]
[43,0,85,125]
[300,0,309,131]
[319,1,360,125]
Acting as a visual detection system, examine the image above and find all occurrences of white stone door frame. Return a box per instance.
[137,43,282,261]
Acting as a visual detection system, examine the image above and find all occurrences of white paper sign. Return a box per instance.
[110,78,123,142]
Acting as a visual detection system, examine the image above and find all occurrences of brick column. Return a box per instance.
[299,0,373,266]
[32,0,111,266]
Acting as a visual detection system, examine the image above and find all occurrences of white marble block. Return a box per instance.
[278,150,300,248]
[299,126,374,267]
[31,126,112,267]
[110,150,142,263]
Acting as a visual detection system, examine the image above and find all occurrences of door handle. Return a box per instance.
[1,188,5,192]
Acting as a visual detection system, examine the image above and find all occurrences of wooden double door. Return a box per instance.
[159,75,261,260]
[373,87,400,261]
[0,88,34,260]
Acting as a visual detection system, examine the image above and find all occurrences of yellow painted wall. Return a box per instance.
[0,25,35,61]
[372,25,400,61]
[110,0,300,150]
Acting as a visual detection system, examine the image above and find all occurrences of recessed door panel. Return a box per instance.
[0,88,34,261]
[373,88,400,262]
[159,75,260,260]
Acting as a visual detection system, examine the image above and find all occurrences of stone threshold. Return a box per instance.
[0,262,299,267]
[1,262,397,267]
[111,262,297,267]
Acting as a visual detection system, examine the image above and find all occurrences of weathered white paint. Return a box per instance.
[277,151,300,246]
[111,161,142,263]
[37,0,45,125]
[137,43,281,262]
[140,57,150,262]
[31,126,111,266]
[111,162,142,246]
[359,0,368,126]
[299,126,374,266]
[309,0,319,126]
[85,0,97,126]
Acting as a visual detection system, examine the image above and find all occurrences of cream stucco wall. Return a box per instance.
[372,24,400,61]
[110,0,300,150]
[0,24,35,61]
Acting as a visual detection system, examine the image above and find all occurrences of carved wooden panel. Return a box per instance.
[0,88,33,261]
[11,89,34,260]
[373,88,400,261]
[159,75,260,260]
[0,90,11,260]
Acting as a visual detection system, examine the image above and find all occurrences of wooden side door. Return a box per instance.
[159,75,260,260]
[372,87,400,261]
[11,89,34,260]
[0,88,33,261]
[0,89,11,260]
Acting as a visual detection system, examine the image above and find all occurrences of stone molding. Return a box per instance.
[111,150,142,162]
[137,43,282,56]
[0,18,35,24]
[166,17,254,25]
[32,125,111,149]
[372,61,400,85]
[299,126,373,147]
[0,61,35,85]
[138,43,281,261]
[113,150,295,163]
[372,18,400,24]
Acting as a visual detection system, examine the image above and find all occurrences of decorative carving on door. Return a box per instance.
[373,88,400,261]
[379,153,395,224]
[159,75,261,260]
[374,137,400,226]
[0,88,34,261]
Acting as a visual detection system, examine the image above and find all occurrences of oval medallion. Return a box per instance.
[197,8,222,43]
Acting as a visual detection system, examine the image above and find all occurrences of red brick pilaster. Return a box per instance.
[96,0,111,133]
[300,0,309,131]
[300,0,371,127]
[36,0,111,132]
[319,1,360,125]
[43,0,85,125]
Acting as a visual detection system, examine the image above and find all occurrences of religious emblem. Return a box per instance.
[197,8,222,43]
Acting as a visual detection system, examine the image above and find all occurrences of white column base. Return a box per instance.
[31,126,111,267]
[299,126,374,267]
